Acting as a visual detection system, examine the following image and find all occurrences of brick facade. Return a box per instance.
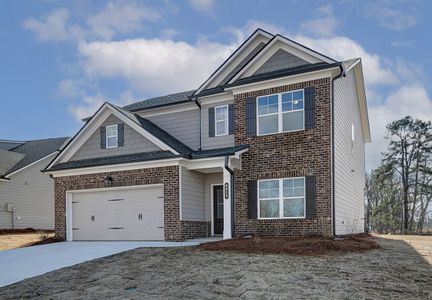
[54,166,208,241]
[233,77,333,237]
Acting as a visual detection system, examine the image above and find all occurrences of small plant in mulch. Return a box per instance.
[198,233,380,256]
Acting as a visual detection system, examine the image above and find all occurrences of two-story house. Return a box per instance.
[44,29,370,241]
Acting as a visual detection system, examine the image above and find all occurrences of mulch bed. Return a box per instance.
[198,233,380,256]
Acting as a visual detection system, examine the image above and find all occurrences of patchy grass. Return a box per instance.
[0,231,56,251]
[199,234,380,255]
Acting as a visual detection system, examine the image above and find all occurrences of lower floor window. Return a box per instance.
[258,177,305,219]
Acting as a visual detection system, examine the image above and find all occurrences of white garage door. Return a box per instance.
[70,186,164,241]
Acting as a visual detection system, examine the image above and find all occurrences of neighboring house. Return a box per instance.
[44,29,370,241]
[0,137,69,230]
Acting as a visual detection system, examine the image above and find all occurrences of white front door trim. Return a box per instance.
[210,183,223,237]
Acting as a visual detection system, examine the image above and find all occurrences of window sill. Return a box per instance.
[258,217,306,220]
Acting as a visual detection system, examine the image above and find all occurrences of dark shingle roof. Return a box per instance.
[46,145,250,171]
[193,62,341,98]
[227,62,341,88]
[2,137,69,176]
[190,145,249,159]
[0,140,25,151]
[47,151,178,171]
[123,90,195,112]
[0,150,25,176]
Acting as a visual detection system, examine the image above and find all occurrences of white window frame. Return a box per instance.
[256,89,305,136]
[215,105,229,136]
[106,124,118,149]
[257,176,306,220]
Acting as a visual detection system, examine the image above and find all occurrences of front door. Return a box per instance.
[213,185,224,235]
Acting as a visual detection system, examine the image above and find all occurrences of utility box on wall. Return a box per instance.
[6,203,15,212]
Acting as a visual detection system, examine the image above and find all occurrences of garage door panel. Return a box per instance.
[71,186,164,241]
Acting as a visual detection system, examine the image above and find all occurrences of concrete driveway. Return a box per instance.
[0,240,201,287]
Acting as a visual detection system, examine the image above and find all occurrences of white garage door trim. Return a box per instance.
[65,184,164,241]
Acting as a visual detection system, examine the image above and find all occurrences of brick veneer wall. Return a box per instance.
[54,166,208,241]
[234,77,333,237]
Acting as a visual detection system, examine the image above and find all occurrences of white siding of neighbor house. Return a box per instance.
[147,109,201,150]
[71,114,161,161]
[180,166,206,221]
[204,173,223,220]
[0,155,55,229]
[201,100,235,150]
[334,69,366,235]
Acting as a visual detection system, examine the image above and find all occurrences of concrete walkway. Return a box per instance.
[0,240,201,287]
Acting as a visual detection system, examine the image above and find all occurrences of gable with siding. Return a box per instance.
[71,114,161,161]
[254,49,310,75]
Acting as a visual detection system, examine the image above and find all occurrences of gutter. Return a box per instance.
[224,155,235,238]
[193,96,202,151]
[331,64,345,237]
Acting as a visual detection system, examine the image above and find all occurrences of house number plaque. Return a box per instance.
[224,182,229,199]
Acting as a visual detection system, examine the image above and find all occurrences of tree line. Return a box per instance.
[365,116,432,234]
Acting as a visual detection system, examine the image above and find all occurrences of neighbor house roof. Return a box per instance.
[0,140,25,151]
[0,137,69,178]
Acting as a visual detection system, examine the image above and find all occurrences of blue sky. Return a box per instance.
[0,0,431,169]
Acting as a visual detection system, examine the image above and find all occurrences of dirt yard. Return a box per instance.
[0,235,431,299]
[0,231,55,251]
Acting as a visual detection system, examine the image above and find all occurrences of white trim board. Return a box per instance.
[46,151,246,178]
[226,68,339,96]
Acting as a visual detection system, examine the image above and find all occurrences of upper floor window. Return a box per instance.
[258,177,305,219]
[215,105,228,136]
[106,124,118,148]
[257,90,304,135]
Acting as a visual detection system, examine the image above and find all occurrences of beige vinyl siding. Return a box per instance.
[180,166,206,221]
[71,114,161,161]
[0,155,56,229]
[146,109,200,150]
[334,69,366,235]
[201,100,235,150]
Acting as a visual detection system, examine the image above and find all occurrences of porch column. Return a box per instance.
[223,166,232,240]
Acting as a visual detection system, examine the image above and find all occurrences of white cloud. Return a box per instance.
[294,35,398,87]
[189,0,215,13]
[366,85,432,170]
[23,9,70,41]
[366,2,418,31]
[77,38,236,94]
[23,1,160,42]
[86,0,161,40]
[300,4,340,37]
[68,93,105,121]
